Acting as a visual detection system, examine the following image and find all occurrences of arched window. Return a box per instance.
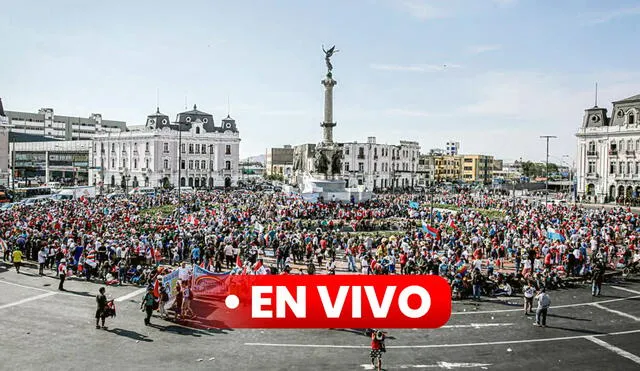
[180,177,186,186]
[588,141,595,152]
[630,112,636,125]
[628,140,634,151]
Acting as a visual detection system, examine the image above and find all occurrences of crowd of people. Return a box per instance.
[1,188,639,306]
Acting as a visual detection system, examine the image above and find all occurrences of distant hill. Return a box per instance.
[241,154,265,164]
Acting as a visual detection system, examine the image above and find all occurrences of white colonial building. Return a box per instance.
[576,94,640,203]
[90,105,240,190]
[341,137,420,190]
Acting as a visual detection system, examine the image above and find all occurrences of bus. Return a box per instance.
[12,187,52,202]
[0,187,12,203]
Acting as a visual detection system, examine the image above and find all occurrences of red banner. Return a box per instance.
[189,275,451,329]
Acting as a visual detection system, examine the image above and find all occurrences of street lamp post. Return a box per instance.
[176,121,182,206]
[540,135,557,205]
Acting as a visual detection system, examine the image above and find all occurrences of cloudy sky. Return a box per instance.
[2,0,640,163]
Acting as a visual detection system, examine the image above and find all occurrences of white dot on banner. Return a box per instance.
[225,294,239,309]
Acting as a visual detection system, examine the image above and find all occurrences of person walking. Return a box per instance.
[592,260,604,296]
[37,247,47,275]
[471,268,483,301]
[57,258,67,291]
[369,329,386,371]
[523,281,535,315]
[534,288,551,327]
[140,286,156,326]
[12,248,23,274]
[96,287,108,329]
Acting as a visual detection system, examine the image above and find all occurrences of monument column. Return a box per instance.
[321,77,337,144]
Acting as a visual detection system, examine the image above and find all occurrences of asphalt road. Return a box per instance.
[1,261,640,371]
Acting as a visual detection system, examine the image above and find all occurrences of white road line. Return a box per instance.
[586,336,640,365]
[243,329,640,349]
[610,286,640,295]
[0,279,51,292]
[114,287,146,302]
[591,303,640,321]
[441,323,513,329]
[360,362,492,369]
[452,295,640,315]
[0,292,57,310]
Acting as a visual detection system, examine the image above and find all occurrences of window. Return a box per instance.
[133,142,138,150]
[628,140,634,151]
[133,159,138,169]
[464,166,472,171]
[189,160,193,169]
[374,163,377,172]
[225,161,231,170]
[111,159,115,168]
[610,162,616,174]
[202,161,207,170]
[630,112,636,125]
[145,142,150,152]
[196,127,200,134]
[345,162,350,171]
[189,144,194,154]
[111,143,115,152]
[374,148,378,157]
[181,160,185,169]
[145,159,149,169]
[627,162,632,174]
[619,162,624,174]
[210,160,214,170]
[163,143,169,153]
[588,161,595,174]
[358,147,364,158]
[122,159,126,168]
[226,145,231,155]
[209,145,214,154]
[358,162,364,171]
[195,144,200,154]
[194,160,199,169]
[181,144,186,153]
[345,148,349,155]
[201,145,206,154]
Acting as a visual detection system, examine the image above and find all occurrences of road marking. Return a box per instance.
[611,286,640,295]
[114,287,146,302]
[586,336,640,365]
[0,292,57,310]
[442,323,513,329]
[360,362,492,369]
[591,303,640,321]
[0,279,51,292]
[452,295,640,315]
[243,329,640,349]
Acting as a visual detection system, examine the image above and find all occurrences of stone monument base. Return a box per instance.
[299,174,372,203]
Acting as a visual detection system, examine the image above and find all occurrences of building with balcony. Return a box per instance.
[461,154,495,184]
[445,141,460,155]
[340,137,420,190]
[576,93,640,203]
[91,105,240,191]
[4,105,126,140]
[0,99,11,186]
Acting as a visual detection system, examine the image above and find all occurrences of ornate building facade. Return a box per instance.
[576,94,640,203]
[90,105,240,190]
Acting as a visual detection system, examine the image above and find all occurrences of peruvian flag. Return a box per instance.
[448,219,458,230]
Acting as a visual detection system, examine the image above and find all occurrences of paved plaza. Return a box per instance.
[1,261,640,371]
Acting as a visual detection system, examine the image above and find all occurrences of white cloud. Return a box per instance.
[260,110,307,116]
[393,0,448,20]
[587,6,640,24]
[383,108,439,117]
[370,63,461,72]
[468,44,502,54]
